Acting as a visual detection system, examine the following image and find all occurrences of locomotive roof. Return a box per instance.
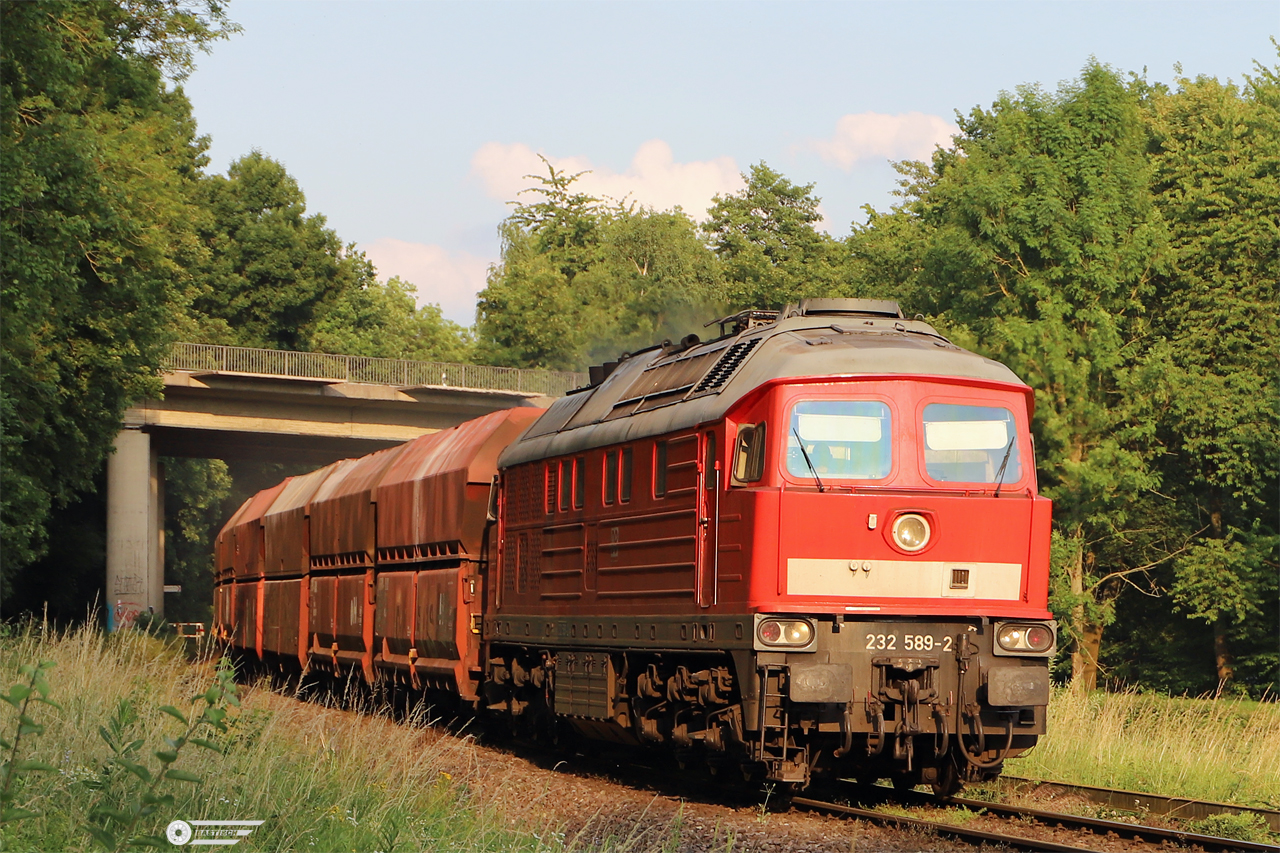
[498,299,1026,468]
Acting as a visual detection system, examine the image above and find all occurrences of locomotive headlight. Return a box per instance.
[757,619,814,648]
[996,622,1055,653]
[892,513,931,552]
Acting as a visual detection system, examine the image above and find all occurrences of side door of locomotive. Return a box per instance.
[696,428,721,608]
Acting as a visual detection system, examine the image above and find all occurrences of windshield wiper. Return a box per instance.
[792,428,825,493]
[993,436,1016,497]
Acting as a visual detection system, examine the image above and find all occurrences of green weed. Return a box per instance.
[0,659,59,828]
[1187,812,1276,844]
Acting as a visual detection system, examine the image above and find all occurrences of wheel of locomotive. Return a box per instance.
[890,769,923,792]
[852,770,881,788]
[929,756,964,798]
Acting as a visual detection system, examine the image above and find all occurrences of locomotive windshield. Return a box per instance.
[922,403,1021,483]
[786,400,892,480]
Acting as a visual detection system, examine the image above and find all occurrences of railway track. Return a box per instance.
[792,787,1280,852]
[438,719,1279,852]
[999,774,1280,833]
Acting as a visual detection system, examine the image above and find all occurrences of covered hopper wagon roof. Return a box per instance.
[219,478,291,575]
[374,407,542,553]
[215,407,545,561]
[499,299,1027,468]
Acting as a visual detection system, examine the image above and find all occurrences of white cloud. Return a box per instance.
[812,112,958,170]
[813,202,834,235]
[471,139,743,219]
[362,238,491,325]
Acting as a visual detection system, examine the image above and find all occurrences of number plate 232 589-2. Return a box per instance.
[864,633,953,652]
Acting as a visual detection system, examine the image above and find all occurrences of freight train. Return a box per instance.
[213,298,1055,795]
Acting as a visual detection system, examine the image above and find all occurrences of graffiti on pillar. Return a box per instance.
[114,571,145,596]
[114,599,144,630]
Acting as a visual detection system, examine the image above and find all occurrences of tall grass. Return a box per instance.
[0,623,646,852]
[1005,686,1280,809]
[10,624,1275,850]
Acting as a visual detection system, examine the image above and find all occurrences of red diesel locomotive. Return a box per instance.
[214,298,1055,794]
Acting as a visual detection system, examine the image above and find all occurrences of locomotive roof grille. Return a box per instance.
[690,337,762,396]
[609,345,728,415]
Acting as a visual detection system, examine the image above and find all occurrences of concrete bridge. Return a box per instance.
[107,343,581,629]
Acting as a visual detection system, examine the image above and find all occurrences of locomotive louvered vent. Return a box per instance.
[609,347,725,417]
[690,338,761,395]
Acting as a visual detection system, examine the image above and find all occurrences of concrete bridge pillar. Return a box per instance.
[106,427,164,630]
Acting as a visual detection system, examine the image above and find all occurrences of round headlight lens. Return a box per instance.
[783,621,813,645]
[892,514,931,552]
[1026,625,1054,652]
[997,625,1024,650]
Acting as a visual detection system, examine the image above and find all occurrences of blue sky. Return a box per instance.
[183,1,1277,323]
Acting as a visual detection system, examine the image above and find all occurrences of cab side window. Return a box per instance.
[620,447,633,502]
[732,423,767,484]
[654,441,668,497]
[604,450,618,505]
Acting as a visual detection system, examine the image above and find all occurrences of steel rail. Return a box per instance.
[799,787,1279,853]
[999,774,1280,833]
[791,796,1105,852]
[939,793,1279,852]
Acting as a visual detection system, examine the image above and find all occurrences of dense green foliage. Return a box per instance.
[704,163,846,308]
[910,65,1171,689]
[1120,63,1280,690]
[476,160,724,370]
[2,0,1273,694]
[183,150,472,359]
[0,0,234,576]
[1,3,469,613]
[838,60,1278,693]
[185,150,362,350]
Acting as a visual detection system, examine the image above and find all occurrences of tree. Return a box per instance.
[589,207,726,361]
[910,63,1170,688]
[308,275,473,363]
[1,0,237,577]
[704,162,844,309]
[1142,59,1280,691]
[163,458,232,623]
[842,161,940,312]
[475,221,595,370]
[186,151,366,350]
[476,162,725,370]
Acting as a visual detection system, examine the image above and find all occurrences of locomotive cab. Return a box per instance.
[709,366,1055,790]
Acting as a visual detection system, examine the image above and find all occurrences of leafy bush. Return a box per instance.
[1187,812,1276,844]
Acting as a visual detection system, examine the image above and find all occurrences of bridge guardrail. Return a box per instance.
[164,343,587,397]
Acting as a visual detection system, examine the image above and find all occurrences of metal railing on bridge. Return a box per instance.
[164,343,587,397]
